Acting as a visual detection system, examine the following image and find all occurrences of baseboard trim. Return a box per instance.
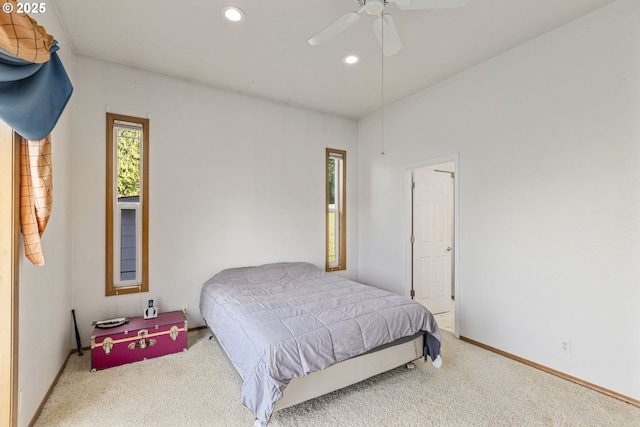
[29,325,208,426]
[27,352,70,427]
[459,336,640,408]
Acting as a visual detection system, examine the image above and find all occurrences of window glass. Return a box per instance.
[117,128,141,198]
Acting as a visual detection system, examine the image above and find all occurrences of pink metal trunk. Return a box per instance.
[91,310,187,371]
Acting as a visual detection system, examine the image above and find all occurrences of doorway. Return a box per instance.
[405,158,458,336]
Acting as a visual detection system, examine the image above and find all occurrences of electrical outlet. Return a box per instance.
[561,339,571,354]
[182,304,188,315]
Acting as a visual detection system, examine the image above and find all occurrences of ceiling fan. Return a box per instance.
[308,0,469,56]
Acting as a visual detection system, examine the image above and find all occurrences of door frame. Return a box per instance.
[403,153,460,337]
[0,122,19,427]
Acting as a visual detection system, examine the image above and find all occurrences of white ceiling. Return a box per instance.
[51,0,615,119]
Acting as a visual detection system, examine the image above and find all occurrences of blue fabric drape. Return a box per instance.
[0,41,73,140]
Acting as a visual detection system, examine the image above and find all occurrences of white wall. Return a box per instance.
[358,0,639,401]
[17,8,75,427]
[70,56,359,345]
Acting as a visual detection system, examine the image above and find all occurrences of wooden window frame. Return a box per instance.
[106,113,149,296]
[326,148,346,271]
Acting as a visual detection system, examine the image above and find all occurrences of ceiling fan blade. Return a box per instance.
[373,14,402,56]
[308,11,362,46]
[392,0,469,10]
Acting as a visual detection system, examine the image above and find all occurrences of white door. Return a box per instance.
[413,167,453,314]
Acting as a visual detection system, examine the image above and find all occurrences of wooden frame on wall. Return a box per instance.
[326,148,346,271]
[0,122,19,427]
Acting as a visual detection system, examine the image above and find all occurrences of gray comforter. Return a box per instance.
[199,262,441,424]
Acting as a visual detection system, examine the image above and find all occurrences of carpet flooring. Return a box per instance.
[34,329,639,426]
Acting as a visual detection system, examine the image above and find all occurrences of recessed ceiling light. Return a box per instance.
[343,55,359,65]
[222,6,245,23]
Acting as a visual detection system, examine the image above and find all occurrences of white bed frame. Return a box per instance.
[275,334,423,411]
[211,332,423,415]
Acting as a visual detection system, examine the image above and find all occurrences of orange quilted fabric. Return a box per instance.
[0,1,53,63]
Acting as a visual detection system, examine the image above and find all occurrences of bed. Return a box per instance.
[199,262,442,425]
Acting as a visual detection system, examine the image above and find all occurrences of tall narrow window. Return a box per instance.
[326,148,346,271]
[106,113,149,296]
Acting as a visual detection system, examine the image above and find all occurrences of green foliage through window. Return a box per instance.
[117,128,141,198]
[328,158,336,205]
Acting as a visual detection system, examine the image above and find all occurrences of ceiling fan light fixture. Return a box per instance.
[364,0,385,15]
[221,6,245,23]
[343,55,359,65]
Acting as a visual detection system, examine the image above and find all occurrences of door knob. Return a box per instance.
[446,246,452,252]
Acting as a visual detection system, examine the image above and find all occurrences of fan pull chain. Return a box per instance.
[380,13,385,156]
